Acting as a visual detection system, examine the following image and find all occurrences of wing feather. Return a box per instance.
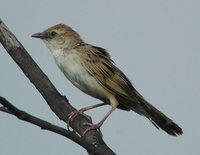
[79,45,137,100]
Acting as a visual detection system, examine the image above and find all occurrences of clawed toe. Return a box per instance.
[67,111,83,130]
[82,122,102,135]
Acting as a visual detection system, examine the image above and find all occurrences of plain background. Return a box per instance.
[0,0,199,154]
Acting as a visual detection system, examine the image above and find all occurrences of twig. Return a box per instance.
[0,96,104,155]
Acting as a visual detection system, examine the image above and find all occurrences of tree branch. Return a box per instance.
[0,18,115,155]
[0,96,105,155]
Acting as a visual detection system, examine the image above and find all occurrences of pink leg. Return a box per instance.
[67,103,107,129]
[83,107,116,135]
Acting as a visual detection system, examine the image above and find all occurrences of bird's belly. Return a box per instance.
[54,53,108,100]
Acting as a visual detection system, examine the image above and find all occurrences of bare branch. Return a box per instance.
[0,106,12,114]
[0,96,105,155]
[0,18,115,155]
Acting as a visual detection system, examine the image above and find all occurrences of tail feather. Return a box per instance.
[146,105,183,136]
[117,95,183,136]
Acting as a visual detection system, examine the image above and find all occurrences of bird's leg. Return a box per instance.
[67,103,107,129]
[83,106,117,135]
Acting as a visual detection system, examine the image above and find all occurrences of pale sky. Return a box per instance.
[0,0,199,155]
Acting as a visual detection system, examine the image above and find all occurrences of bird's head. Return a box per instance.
[32,24,83,51]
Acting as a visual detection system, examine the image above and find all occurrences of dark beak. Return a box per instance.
[32,33,45,39]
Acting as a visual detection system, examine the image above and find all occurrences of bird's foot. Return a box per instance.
[67,103,107,130]
[82,122,102,136]
[67,110,91,130]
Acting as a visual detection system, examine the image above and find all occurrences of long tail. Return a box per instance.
[144,101,183,136]
[117,95,183,136]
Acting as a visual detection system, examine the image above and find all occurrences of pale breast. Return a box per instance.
[52,49,109,101]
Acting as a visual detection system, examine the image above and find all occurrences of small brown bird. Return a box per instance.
[32,24,182,136]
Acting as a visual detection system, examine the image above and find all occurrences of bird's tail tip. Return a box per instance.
[162,121,183,136]
[145,103,183,136]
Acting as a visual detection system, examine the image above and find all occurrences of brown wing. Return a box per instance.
[78,45,140,102]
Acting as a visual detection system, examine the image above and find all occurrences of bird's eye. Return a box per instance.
[50,31,57,37]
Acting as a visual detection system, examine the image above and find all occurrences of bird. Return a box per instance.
[32,24,183,136]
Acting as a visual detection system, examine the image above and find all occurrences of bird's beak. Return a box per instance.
[32,33,45,39]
